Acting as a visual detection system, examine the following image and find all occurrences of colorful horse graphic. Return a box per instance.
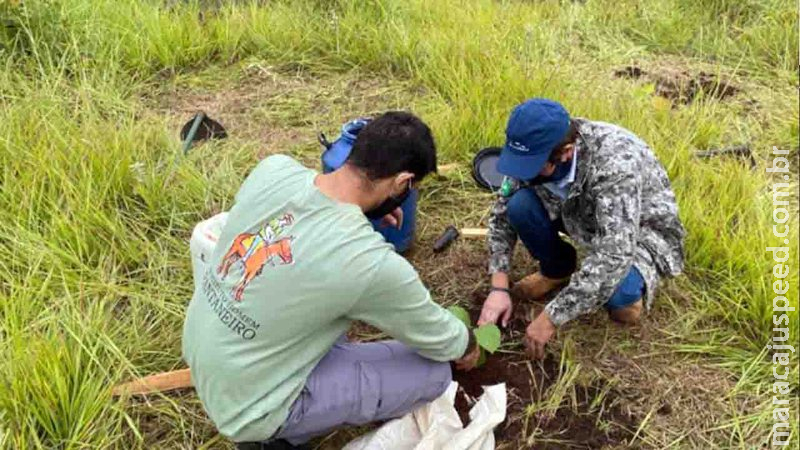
[217,213,295,301]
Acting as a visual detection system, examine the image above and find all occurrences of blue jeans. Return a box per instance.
[506,188,644,310]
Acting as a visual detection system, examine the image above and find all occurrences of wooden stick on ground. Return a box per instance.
[437,162,460,174]
[112,368,193,396]
[460,228,488,238]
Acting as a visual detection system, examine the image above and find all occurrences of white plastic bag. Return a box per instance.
[189,212,228,281]
[343,382,506,450]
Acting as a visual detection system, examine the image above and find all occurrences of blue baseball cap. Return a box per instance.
[497,99,571,180]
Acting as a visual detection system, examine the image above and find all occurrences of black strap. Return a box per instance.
[490,286,511,294]
[317,132,331,150]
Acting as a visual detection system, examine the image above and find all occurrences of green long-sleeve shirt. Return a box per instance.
[182,155,468,442]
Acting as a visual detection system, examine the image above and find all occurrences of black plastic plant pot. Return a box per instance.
[180,111,228,154]
[472,146,504,192]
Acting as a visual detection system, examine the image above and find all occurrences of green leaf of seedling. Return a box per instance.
[474,324,501,354]
[447,305,471,328]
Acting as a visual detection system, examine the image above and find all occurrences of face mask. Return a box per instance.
[530,159,572,185]
[365,180,412,220]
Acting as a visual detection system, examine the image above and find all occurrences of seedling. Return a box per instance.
[448,305,501,367]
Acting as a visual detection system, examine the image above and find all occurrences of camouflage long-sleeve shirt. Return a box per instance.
[487,119,685,326]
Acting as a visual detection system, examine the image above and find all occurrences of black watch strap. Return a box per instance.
[490,286,511,294]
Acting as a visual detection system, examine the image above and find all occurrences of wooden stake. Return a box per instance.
[112,368,193,396]
[437,163,460,173]
[460,228,488,238]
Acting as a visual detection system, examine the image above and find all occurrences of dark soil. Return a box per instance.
[695,144,756,168]
[615,65,739,105]
[453,350,532,441]
[452,295,639,448]
[614,65,645,79]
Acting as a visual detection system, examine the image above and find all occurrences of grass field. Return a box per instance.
[0,0,798,448]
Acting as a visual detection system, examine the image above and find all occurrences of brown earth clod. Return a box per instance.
[615,65,740,105]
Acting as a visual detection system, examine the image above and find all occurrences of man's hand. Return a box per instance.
[380,207,403,229]
[478,290,513,327]
[524,311,556,360]
[454,343,480,371]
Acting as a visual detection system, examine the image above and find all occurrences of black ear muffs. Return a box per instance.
[472,147,504,191]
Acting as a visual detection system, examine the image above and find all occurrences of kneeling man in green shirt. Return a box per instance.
[182,112,479,449]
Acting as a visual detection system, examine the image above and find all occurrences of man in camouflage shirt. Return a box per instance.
[477,98,685,360]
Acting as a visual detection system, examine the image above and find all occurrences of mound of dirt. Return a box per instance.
[614,66,645,79]
[615,65,739,105]
[452,297,638,448]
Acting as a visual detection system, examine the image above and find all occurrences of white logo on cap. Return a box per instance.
[508,141,530,152]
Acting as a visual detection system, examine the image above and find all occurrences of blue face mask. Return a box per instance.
[530,160,572,185]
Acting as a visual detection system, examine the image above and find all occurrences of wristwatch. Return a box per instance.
[490,286,511,295]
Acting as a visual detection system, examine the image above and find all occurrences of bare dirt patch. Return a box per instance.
[615,65,739,105]
[562,282,752,448]
[150,63,423,165]
[450,296,639,449]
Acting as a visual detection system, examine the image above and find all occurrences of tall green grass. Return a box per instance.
[1,0,797,447]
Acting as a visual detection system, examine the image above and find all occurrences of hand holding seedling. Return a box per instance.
[525,311,555,360]
[448,306,502,369]
[454,343,481,371]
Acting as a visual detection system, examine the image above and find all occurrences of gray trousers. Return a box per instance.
[273,339,452,445]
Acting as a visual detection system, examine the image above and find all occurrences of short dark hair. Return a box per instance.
[548,119,579,163]
[346,111,437,181]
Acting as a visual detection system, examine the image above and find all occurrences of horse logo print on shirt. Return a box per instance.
[217,213,295,301]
